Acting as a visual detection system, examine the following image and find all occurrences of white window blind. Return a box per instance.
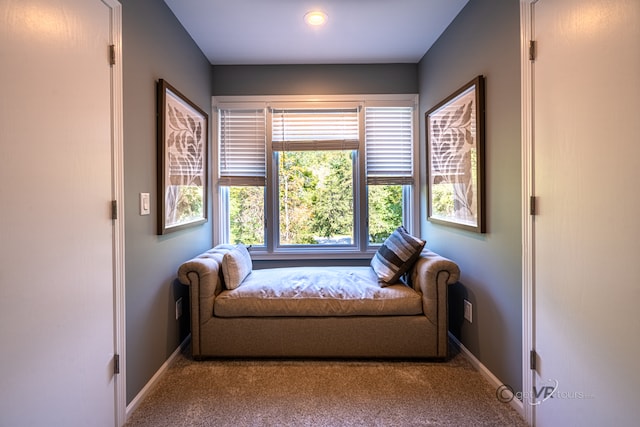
[365,106,414,185]
[271,108,360,151]
[218,108,266,186]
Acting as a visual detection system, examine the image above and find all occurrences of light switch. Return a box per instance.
[140,193,150,215]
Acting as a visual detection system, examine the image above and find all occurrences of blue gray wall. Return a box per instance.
[212,64,418,96]
[418,0,522,391]
[122,0,213,403]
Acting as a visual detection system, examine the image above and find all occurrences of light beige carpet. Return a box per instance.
[125,343,527,426]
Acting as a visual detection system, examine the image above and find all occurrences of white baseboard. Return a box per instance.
[125,335,191,420]
[449,333,525,418]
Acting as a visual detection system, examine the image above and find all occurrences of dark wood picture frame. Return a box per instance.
[157,79,208,235]
[426,75,485,233]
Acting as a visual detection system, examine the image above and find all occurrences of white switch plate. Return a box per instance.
[464,299,473,323]
[140,193,150,215]
[175,297,183,320]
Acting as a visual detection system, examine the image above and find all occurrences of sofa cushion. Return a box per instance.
[214,266,423,317]
[221,245,252,290]
[371,226,426,285]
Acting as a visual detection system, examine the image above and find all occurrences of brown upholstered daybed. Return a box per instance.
[177,240,460,360]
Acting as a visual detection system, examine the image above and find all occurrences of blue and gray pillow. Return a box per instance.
[371,226,426,285]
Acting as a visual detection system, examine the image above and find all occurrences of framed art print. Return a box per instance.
[157,79,208,234]
[426,75,485,233]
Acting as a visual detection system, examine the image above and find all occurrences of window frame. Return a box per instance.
[213,94,419,260]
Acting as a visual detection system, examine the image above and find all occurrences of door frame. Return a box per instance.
[103,0,126,425]
[520,0,536,425]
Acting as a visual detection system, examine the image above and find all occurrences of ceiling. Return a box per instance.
[163,0,470,65]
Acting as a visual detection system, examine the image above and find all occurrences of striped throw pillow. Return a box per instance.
[371,226,426,285]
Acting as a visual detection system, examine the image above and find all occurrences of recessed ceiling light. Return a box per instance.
[304,11,328,27]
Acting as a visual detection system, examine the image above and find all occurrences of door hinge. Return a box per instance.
[109,44,116,66]
[530,349,537,370]
[114,354,120,375]
[529,40,536,61]
[530,196,537,215]
[111,200,118,220]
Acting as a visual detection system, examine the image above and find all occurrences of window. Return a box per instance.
[365,106,414,244]
[214,95,418,258]
[218,108,266,245]
[273,107,359,247]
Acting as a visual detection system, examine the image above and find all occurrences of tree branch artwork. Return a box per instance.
[157,80,208,234]
[426,76,485,233]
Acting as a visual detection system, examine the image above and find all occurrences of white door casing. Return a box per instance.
[523,0,640,425]
[0,0,125,426]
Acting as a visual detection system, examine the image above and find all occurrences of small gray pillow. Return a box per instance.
[221,245,252,289]
[371,226,425,285]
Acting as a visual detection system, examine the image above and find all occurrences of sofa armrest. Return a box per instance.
[409,249,460,356]
[410,249,460,315]
[177,246,231,356]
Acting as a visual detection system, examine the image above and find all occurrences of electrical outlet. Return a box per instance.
[175,297,183,320]
[464,299,473,323]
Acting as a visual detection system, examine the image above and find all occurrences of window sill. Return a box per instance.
[248,248,377,262]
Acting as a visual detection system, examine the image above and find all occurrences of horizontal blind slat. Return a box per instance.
[272,108,359,145]
[365,106,413,184]
[219,108,266,185]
